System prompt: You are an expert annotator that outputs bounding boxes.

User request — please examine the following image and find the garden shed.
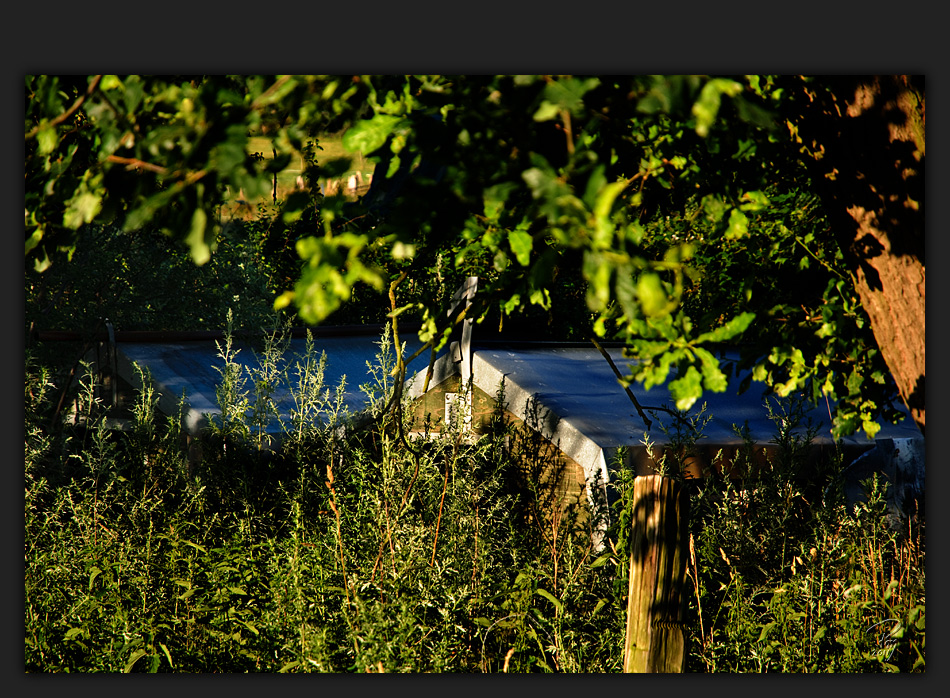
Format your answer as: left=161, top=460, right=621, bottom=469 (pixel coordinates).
left=102, top=307, right=924, bottom=551
left=402, top=335, right=924, bottom=546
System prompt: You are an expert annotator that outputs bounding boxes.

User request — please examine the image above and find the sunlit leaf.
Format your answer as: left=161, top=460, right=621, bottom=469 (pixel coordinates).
left=62, top=173, right=104, bottom=230
left=593, top=180, right=627, bottom=248
left=37, top=123, right=58, bottom=156
left=695, top=312, right=756, bottom=344
left=695, top=346, right=728, bottom=392
left=342, top=114, right=404, bottom=154
left=725, top=208, right=749, bottom=240
left=669, top=364, right=702, bottom=411
left=123, top=648, right=148, bottom=673
left=532, top=101, right=561, bottom=122
left=185, top=208, right=211, bottom=266
left=535, top=587, right=564, bottom=613
left=637, top=272, right=667, bottom=316
left=508, top=228, right=533, bottom=266
left=692, top=78, right=743, bottom=137
left=25, top=226, right=44, bottom=255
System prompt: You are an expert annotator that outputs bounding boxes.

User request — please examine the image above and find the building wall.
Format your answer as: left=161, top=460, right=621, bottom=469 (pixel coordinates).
left=408, top=378, right=591, bottom=533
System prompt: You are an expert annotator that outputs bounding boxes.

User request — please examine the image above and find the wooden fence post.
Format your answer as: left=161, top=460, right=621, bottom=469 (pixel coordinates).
left=622, top=475, right=689, bottom=673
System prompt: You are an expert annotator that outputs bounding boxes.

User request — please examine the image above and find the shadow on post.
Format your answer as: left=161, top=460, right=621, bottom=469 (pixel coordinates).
left=623, top=475, right=689, bottom=673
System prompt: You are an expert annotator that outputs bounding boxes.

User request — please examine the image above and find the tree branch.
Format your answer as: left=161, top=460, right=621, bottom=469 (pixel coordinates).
left=105, top=155, right=168, bottom=175
left=25, top=75, right=103, bottom=141
left=590, top=336, right=652, bottom=430
left=251, top=75, right=294, bottom=110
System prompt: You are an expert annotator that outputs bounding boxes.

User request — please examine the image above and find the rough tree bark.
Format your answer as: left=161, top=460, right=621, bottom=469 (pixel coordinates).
left=790, top=75, right=925, bottom=436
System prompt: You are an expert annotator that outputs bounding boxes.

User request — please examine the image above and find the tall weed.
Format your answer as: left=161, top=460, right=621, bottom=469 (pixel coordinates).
left=24, top=329, right=924, bottom=672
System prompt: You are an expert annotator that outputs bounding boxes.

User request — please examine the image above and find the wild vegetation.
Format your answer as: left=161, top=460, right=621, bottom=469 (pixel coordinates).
left=24, top=74, right=925, bottom=672
left=24, top=320, right=925, bottom=672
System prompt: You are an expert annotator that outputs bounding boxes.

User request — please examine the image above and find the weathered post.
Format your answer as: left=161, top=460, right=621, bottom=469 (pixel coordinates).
left=622, top=475, right=689, bottom=673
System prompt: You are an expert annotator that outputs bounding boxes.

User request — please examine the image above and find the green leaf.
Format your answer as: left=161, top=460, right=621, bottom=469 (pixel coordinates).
left=502, top=293, right=522, bottom=315
left=185, top=208, right=211, bottom=266
left=695, top=312, right=756, bottom=344
left=88, top=566, right=102, bottom=591
left=846, top=369, right=863, bottom=396
left=692, top=78, right=743, bottom=137
left=739, top=189, right=770, bottom=211
left=725, top=208, right=749, bottom=240
left=62, top=172, right=104, bottom=230
left=182, top=540, right=208, bottom=554
left=342, top=114, right=404, bottom=154
left=593, top=180, right=628, bottom=248
left=37, top=123, right=58, bottom=156
left=529, top=287, right=551, bottom=309
left=532, top=100, right=561, bottom=122
left=585, top=251, right=611, bottom=311
left=484, top=182, right=518, bottom=220
left=123, top=648, right=148, bottom=673
left=538, top=77, right=600, bottom=117
left=582, top=165, right=607, bottom=210
left=861, top=419, right=881, bottom=440
left=702, top=194, right=729, bottom=223
left=638, top=347, right=678, bottom=391
left=615, top=263, right=638, bottom=319
left=158, top=643, right=174, bottom=669
left=669, top=364, right=702, bottom=411
left=253, top=75, right=299, bottom=106
left=508, top=228, right=533, bottom=266
left=695, top=346, right=728, bottom=392
left=637, top=272, right=667, bottom=317
left=25, top=226, right=44, bottom=255
left=392, top=240, right=416, bottom=259
left=522, top=164, right=557, bottom=200
left=99, top=74, right=122, bottom=91
left=535, top=587, right=564, bottom=613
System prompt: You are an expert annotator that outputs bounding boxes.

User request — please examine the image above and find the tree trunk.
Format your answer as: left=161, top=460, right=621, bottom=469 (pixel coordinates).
left=792, top=76, right=925, bottom=435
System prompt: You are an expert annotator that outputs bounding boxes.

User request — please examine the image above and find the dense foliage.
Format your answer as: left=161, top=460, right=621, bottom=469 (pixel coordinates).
left=24, top=74, right=922, bottom=438
left=24, top=74, right=925, bottom=673
left=24, top=330, right=924, bottom=672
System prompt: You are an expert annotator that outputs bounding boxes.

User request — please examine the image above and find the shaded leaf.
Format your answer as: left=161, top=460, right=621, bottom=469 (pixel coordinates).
left=535, top=587, right=563, bottom=613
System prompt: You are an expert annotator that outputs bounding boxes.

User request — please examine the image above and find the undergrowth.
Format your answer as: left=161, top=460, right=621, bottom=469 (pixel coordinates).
left=25, top=326, right=924, bottom=672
